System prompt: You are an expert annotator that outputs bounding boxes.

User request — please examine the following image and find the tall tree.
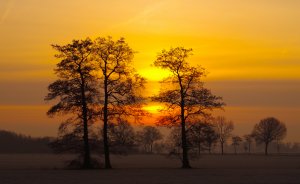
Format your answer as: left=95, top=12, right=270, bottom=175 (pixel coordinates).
left=45, top=39, right=98, bottom=169
left=152, top=47, right=224, bottom=168
left=252, top=117, right=287, bottom=155
left=93, top=37, right=146, bottom=168
left=213, top=116, right=234, bottom=155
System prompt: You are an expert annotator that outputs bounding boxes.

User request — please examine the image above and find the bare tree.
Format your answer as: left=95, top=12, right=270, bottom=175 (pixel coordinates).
left=190, top=119, right=217, bottom=155
left=243, top=134, right=254, bottom=153
left=202, top=123, right=218, bottom=154
left=108, top=119, right=136, bottom=154
left=152, top=47, right=224, bottom=168
left=45, top=39, right=99, bottom=169
left=93, top=37, right=146, bottom=168
left=136, top=126, right=163, bottom=153
left=252, top=117, right=287, bottom=155
left=166, top=127, right=185, bottom=158
left=213, top=116, right=234, bottom=155
left=231, top=136, right=242, bottom=154
left=275, top=137, right=283, bottom=154
left=189, top=121, right=207, bottom=155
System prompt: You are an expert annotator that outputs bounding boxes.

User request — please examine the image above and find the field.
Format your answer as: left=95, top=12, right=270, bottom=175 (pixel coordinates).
left=1, top=154, right=300, bottom=184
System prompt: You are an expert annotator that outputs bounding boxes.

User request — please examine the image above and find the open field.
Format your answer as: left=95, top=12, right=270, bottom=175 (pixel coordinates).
left=0, top=154, right=300, bottom=184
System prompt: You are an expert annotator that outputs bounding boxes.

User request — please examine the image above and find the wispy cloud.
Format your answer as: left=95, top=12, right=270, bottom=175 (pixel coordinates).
left=111, top=0, right=170, bottom=29
left=0, top=0, right=15, bottom=24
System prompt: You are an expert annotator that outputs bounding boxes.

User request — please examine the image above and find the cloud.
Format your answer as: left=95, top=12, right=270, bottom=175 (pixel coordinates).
left=0, top=0, right=15, bottom=24
left=111, top=0, right=170, bottom=29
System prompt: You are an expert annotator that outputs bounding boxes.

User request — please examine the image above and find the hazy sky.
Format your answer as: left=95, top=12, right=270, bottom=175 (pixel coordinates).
left=0, top=0, right=300, bottom=141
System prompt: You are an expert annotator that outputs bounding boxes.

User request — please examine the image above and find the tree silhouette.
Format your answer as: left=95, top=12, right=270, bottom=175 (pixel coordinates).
left=243, top=134, right=254, bottom=153
left=231, top=136, right=242, bottom=154
left=45, top=39, right=99, bottom=169
left=107, top=119, right=136, bottom=154
left=0, top=130, right=52, bottom=153
left=189, top=119, right=217, bottom=155
left=201, top=122, right=218, bottom=154
left=189, top=120, right=207, bottom=155
left=136, top=126, right=162, bottom=153
left=152, top=47, right=224, bottom=168
left=93, top=37, right=146, bottom=169
left=252, top=117, right=287, bottom=155
left=213, top=116, right=234, bottom=155
left=275, top=136, right=283, bottom=154
left=166, top=127, right=182, bottom=155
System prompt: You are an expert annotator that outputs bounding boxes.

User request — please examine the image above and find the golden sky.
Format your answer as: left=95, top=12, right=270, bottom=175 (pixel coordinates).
left=0, top=0, right=300, bottom=140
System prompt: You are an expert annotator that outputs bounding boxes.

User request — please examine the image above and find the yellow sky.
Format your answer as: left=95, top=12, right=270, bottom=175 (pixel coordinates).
left=0, top=0, right=300, bottom=140
left=1, top=0, right=300, bottom=82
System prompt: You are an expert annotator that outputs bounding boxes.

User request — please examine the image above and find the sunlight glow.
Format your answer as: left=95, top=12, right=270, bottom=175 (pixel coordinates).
left=142, top=105, right=164, bottom=114
left=139, top=68, right=171, bottom=81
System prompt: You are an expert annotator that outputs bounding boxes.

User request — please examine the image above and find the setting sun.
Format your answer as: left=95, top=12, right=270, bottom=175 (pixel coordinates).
left=142, top=104, right=164, bottom=114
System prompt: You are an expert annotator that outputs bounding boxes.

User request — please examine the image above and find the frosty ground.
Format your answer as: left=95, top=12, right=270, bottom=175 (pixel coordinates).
left=0, top=154, right=300, bottom=184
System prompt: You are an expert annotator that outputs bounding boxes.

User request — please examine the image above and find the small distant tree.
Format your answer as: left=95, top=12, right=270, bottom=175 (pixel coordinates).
left=108, top=119, right=136, bottom=154
left=136, top=126, right=162, bottom=153
left=252, top=117, right=287, bottom=155
left=190, top=119, right=218, bottom=155
left=243, top=134, right=254, bottom=153
left=202, top=124, right=218, bottom=154
left=166, top=127, right=182, bottom=157
left=152, top=47, right=224, bottom=168
left=231, top=136, right=242, bottom=154
left=275, top=136, right=284, bottom=154
left=152, top=142, right=167, bottom=154
left=189, top=121, right=207, bottom=155
left=213, top=116, right=234, bottom=155
left=45, top=39, right=99, bottom=169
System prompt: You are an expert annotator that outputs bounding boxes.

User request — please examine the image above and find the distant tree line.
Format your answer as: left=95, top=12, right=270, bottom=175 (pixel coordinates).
left=162, top=116, right=287, bottom=156
left=0, top=119, right=294, bottom=155
left=0, top=130, right=52, bottom=153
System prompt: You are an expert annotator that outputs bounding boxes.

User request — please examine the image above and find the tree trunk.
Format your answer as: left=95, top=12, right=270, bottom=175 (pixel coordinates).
left=180, top=100, right=191, bottom=168
left=221, top=142, right=224, bottom=155
left=265, top=142, right=269, bottom=155
left=248, top=142, right=251, bottom=153
left=80, top=76, right=91, bottom=169
left=198, top=143, right=201, bottom=155
left=103, top=76, right=112, bottom=169
left=208, top=144, right=211, bottom=154
left=177, top=73, right=191, bottom=169
left=277, top=141, right=280, bottom=154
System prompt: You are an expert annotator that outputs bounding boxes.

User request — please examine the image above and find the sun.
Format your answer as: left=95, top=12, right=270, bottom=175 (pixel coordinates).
left=142, top=105, right=164, bottom=114
left=139, top=68, right=171, bottom=81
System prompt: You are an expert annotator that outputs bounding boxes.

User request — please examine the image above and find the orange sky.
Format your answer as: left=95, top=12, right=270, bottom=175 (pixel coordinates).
left=0, top=0, right=300, bottom=141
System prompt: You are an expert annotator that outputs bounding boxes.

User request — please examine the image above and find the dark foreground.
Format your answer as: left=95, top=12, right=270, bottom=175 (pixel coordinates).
left=0, top=154, right=300, bottom=184
left=1, top=168, right=300, bottom=184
